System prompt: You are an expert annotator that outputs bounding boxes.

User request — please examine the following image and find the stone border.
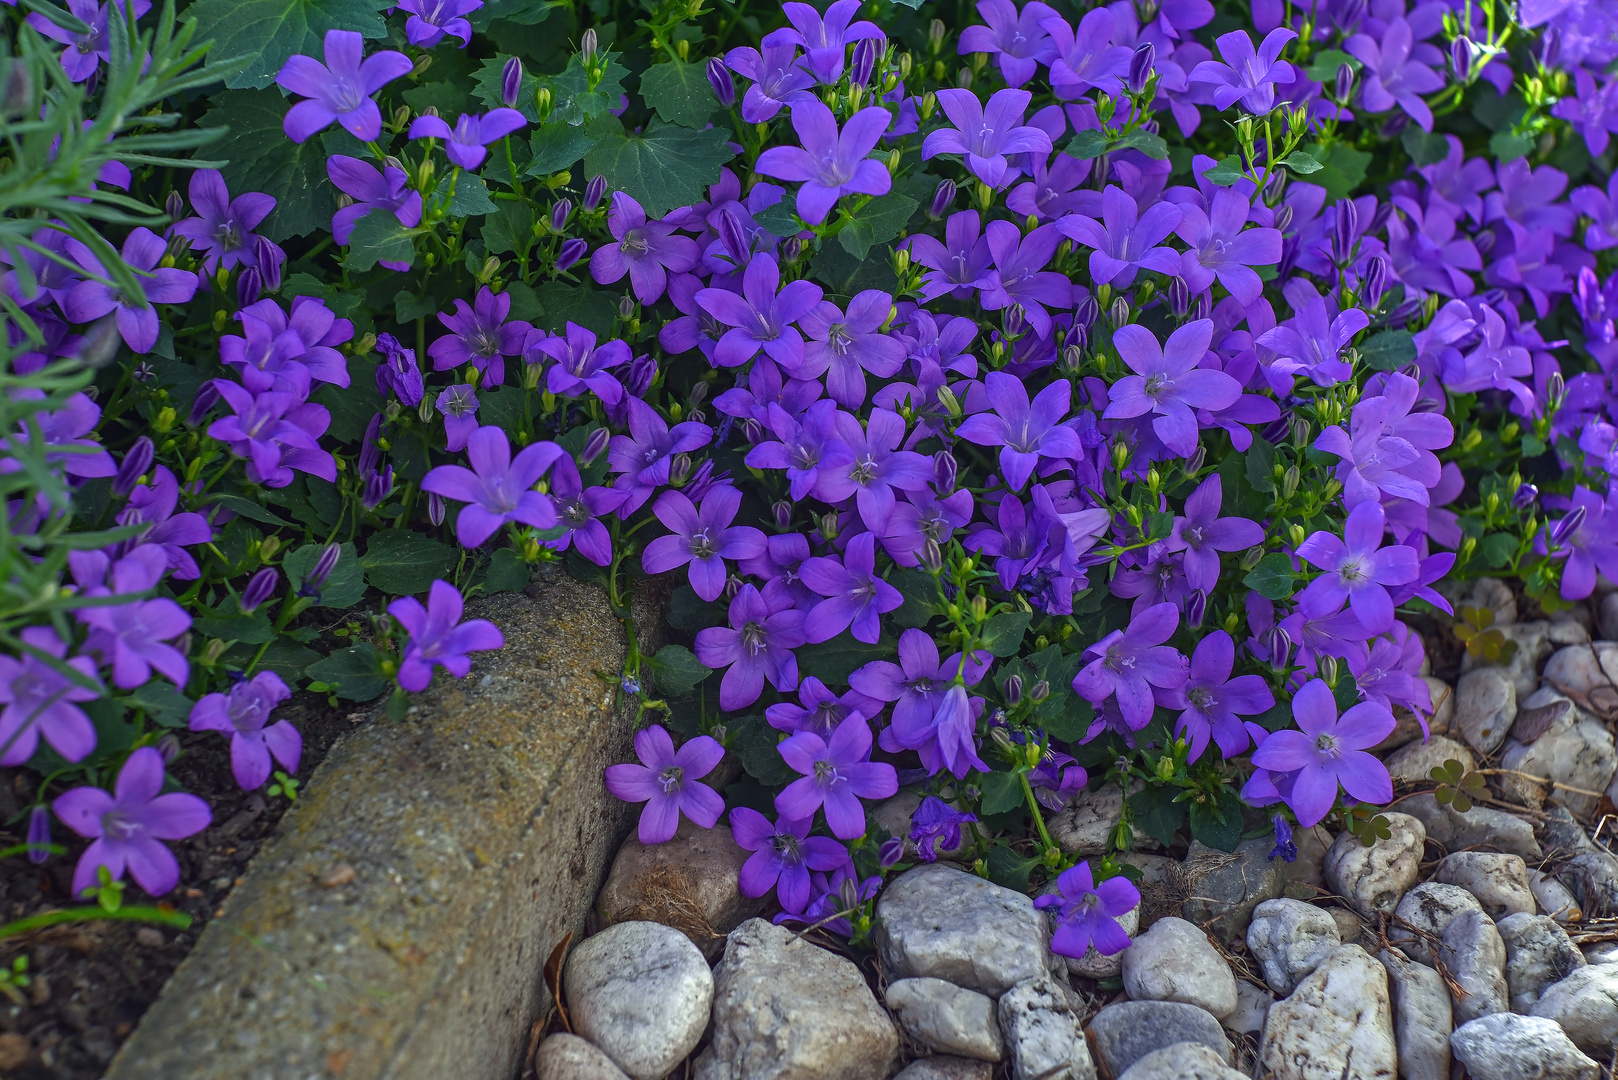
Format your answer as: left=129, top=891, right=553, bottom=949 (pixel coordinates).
left=106, top=574, right=658, bottom=1080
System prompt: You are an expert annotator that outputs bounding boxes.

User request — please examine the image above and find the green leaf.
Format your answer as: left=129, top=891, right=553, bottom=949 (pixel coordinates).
left=650, top=644, right=712, bottom=698
left=666, top=584, right=725, bottom=632
left=193, top=610, right=277, bottom=644
left=200, top=90, right=334, bottom=241
left=979, top=771, right=1025, bottom=816
left=1243, top=553, right=1295, bottom=601
left=128, top=681, right=195, bottom=729
left=838, top=192, right=919, bottom=260
left=1399, top=125, right=1450, bottom=167
left=527, top=122, right=605, bottom=176
left=1201, top=155, right=1244, bottom=187
left=469, top=0, right=552, bottom=29
left=482, top=201, right=536, bottom=256
left=396, top=289, right=440, bottom=324
left=1147, top=510, right=1176, bottom=542
left=210, top=493, right=293, bottom=527
left=249, top=641, right=322, bottom=684
left=638, top=59, right=717, bottom=128
left=984, top=844, right=1039, bottom=891
left=1360, top=328, right=1416, bottom=371
left=504, top=282, right=543, bottom=323
left=729, top=716, right=794, bottom=785
left=482, top=548, right=531, bottom=594
left=1278, top=149, right=1324, bottom=174
left=1042, top=696, right=1095, bottom=742
left=358, top=532, right=459, bottom=595
left=535, top=281, right=618, bottom=337
left=753, top=201, right=803, bottom=239
left=1113, top=128, right=1168, bottom=160
left=283, top=541, right=366, bottom=609
left=1127, top=785, right=1187, bottom=848
left=794, top=637, right=892, bottom=685
left=1333, top=675, right=1361, bottom=715
left=979, top=610, right=1032, bottom=657
left=1489, top=131, right=1533, bottom=163
left=585, top=121, right=735, bottom=219
left=345, top=210, right=415, bottom=273
left=447, top=173, right=498, bottom=217
left=1313, top=144, right=1372, bottom=201
left=1480, top=533, right=1517, bottom=569
left=530, top=53, right=631, bottom=127
left=1187, top=788, right=1244, bottom=852
left=1303, top=49, right=1361, bottom=83
left=1063, top=129, right=1110, bottom=159
left=304, top=643, right=389, bottom=701
left=1245, top=437, right=1276, bottom=494
left=190, top=0, right=393, bottom=89
left=889, top=568, right=938, bottom=628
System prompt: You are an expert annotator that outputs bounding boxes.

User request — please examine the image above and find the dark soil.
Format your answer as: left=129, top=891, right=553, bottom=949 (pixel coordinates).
left=0, top=692, right=356, bottom=1080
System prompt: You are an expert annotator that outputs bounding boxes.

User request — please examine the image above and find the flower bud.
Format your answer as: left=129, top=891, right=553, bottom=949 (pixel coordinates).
left=878, top=836, right=905, bottom=868
left=1538, top=28, right=1560, bottom=70
left=555, top=237, right=588, bottom=272
left=535, top=85, right=553, bottom=120
left=236, top=267, right=262, bottom=309
left=1512, top=482, right=1539, bottom=509
left=669, top=453, right=693, bottom=488
left=743, top=417, right=765, bottom=445
left=1003, top=304, right=1026, bottom=337
left=1551, top=505, right=1586, bottom=545
left=1127, top=42, right=1154, bottom=93
left=1362, top=254, right=1388, bottom=308
left=934, top=449, right=958, bottom=491
left=1108, top=295, right=1131, bottom=328
left=580, top=27, right=598, bottom=63
left=1186, top=589, right=1207, bottom=628
left=1335, top=62, right=1355, bottom=102
left=717, top=207, right=751, bottom=265
left=927, top=178, right=957, bottom=220
left=428, top=491, right=446, bottom=526
left=1061, top=341, right=1084, bottom=372
left=27, top=806, right=51, bottom=864
left=495, top=57, right=524, bottom=108
left=113, top=436, right=155, bottom=497
left=1266, top=626, right=1292, bottom=668
left=919, top=537, right=944, bottom=572
left=575, top=427, right=608, bottom=466
left=1449, top=36, right=1472, bottom=82
left=819, top=510, right=840, bottom=541
left=1184, top=444, right=1206, bottom=475
left=1318, top=654, right=1339, bottom=687
left=1331, top=199, right=1358, bottom=265
left=363, top=465, right=394, bottom=510
left=165, top=189, right=186, bottom=221
left=1166, top=275, right=1191, bottom=316
left=1074, top=293, right=1100, bottom=331
left=584, top=174, right=608, bottom=211
left=851, top=37, right=880, bottom=86
left=188, top=380, right=222, bottom=425
left=550, top=198, right=573, bottom=232
left=706, top=56, right=736, bottom=106
left=1274, top=203, right=1295, bottom=235
left=767, top=500, right=791, bottom=530
left=626, top=353, right=657, bottom=397
left=1547, top=370, right=1565, bottom=405
left=1004, top=674, right=1024, bottom=706
left=241, top=567, right=280, bottom=613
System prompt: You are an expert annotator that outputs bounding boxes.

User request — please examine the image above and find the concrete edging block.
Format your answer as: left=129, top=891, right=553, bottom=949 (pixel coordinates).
left=107, top=576, right=655, bottom=1080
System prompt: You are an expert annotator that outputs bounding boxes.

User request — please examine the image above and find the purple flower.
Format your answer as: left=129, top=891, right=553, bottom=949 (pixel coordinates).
left=956, top=371, right=1083, bottom=490
left=724, top=39, right=816, bottom=123
left=1057, top=186, right=1183, bottom=288
left=546, top=455, right=623, bottom=567
left=1028, top=747, right=1088, bottom=811
left=436, top=384, right=479, bottom=452
left=775, top=713, right=898, bottom=839
left=1268, top=814, right=1297, bottom=862
left=922, top=89, right=1053, bottom=190
left=1105, top=320, right=1240, bottom=457
left=428, top=286, right=531, bottom=388
left=409, top=108, right=527, bottom=170
left=1541, top=486, right=1618, bottom=600
left=1190, top=28, right=1295, bottom=113
left=1314, top=373, right=1450, bottom=508
left=0, top=390, right=114, bottom=481
left=1571, top=171, right=1618, bottom=251
left=328, top=156, right=422, bottom=272
left=642, top=487, right=766, bottom=601
left=590, top=192, right=700, bottom=304
left=1163, top=474, right=1264, bottom=592
left=1159, top=630, right=1274, bottom=761
left=275, top=30, right=413, bottom=143
left=795, top=289, right=906, bottom=407
left=530, top=322, right=630, bottom=404
left=1553, top=69, right=1618, bottom=159
left=853, top=628, right=991, bottom=776
left=207, top=382, right=336, bottom=489
left=695, top=583, right=807, bottom=710
left=117, top=465, right=212, bottom=580
left=800, top=533, right=903, bottom=644
left=221, top=297, right=352, bottom=397
left=607, top=397, right=713, bottom=514
left=1042, top=10, right=1132, bottom=98
left=375, top=332, right=425, bottom=406
left=1296, top=500, right=1418, bottom=633
left=776, top=0, right=883, bottom=84
left=1034, top=861, right=1140, bottom=959
left=604, top=725, right=725, bottom=844
left=1257, top=282, right=1368, bottom=389
left=1250, top=678, right=1393, bottom=827
left=755, top=100, right=892, bottom=225
left=958, top=0, right=1058, bottom=87
left=977, top=220, right=1071, bottom=336
left=28, top=0, right=150, bottom=82
left=169, top=169, right=277, bottom=275
left=765, top=676, right=881, bottom=737
left=730, top=807, right=849, bottom=913
left=1071, top=601, right=1188, bottom=730
left=188, top=672, right=301, bottom=791
left=1175, top=189, right=1282, bottom=305
left=53, top=747, right=210, bottom=897
left=63, top=227, right=197, bottom=353
left=421, top=426, right=562, bottom=547
left=907, top=797, right=978, bottom=861
left=27, top=807, right=50, bottom=865
left=745, top=400, right=855, bottom=502
left=395, top=0, right=480, bottom=47
left=906, top=210, right=994, bottom=302
left=696, top=252, right=824, bottom=369
left=75, top=546, right=190, bottom=690
left=817, top=409, right=933, bottom=533
left=0, top=626, right=100, bottom=766
left=1345, top=18, right=1444, bottom=131
left=388, top=579, right=504, bottom=691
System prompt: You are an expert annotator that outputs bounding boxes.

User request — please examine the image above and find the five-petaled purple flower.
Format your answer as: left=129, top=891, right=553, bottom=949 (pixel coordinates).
left=422, top=426, right=562, bottom=547
left=428, top=286, right=531, bottom=388
left=956, top=371, right=1083, bottom=490
left=1190, top=28, right=1296, bottom=114
left=0, top=626, right=100, bottom=766
left=697, top=252, right=824, bottom=369
left=1249, top=678, right=1394, bottom=827
left=188, top=671, right=302, bottom=791
left=1105, top=319, right=1240, bottom=457
left=54, top=747, right=210, bottom=897
left=730, top=806, right=849, bottom=913
left=395, top=0, right=481, bottom=47
left=64, top=227, right=198, bottom=354
left=275, top=30, right=413, bottom=143
left=168, top=169, right=278, bottom=275
left=756, top=101, right=893, bottom=225
left=409, top=108, right=527, bottom=170
left=388, top=579, right=505, bottom=691
left=695, top=583, right=807, bottom=709
left=1034, top=861, right=1140, bottom=959
left=1163, top=474, right=1264, bottom=592
left=776, top=0, right=883, bottom=84
left=775, top=713, right=898, bottom=839
left=801, top=532, right=904, bottom=644
left=1296, top=500, right=1418, bottom=633
left=642, top=487, right=766, bottom=601
left=922, top=88, right=1053, bottom=190
left=1159, top=630, right=1274, bottom=761
left=590, top=192, right=700, bottom=304
left=1071, top=601, right=1188, bottom=730
left=1058, top=186, right=1184, bottom=288
left=327, top=156, right=423, bottom=273
left=604, top=725, right=725, bottom=844
left=530, top=322, right=630, bottom=404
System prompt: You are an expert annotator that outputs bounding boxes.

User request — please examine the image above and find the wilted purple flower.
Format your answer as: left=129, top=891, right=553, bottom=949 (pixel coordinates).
left=1296, top=501, right=1418, bottom=633
left=53, top=747, right=209, bottom=896
left=1105, top=319, right=1240, bottom=457
left=1163, top=474, right=1264, bottom=592
left=725, top=39, right=817, bottom=123
left=706, top=56, right=736, bottom=106
left=696, top=583, right=806, bottom=709
left=1268, top=814, right=1297, bottom=861
left=395, top=0, right=480, bottom=48
left=589, top=191, right=700, bottom=304
left=1189, top=28, right=1296, bottom=113
left=1159, top=630, right=1274, bottom=761
left=375, top=332, right=425, bottom=406
left=0, top=626, right=100, bottom=766
left=1028, top=745, right=1088, bottom=811
left=1058, top=187, right=1183, bottom=288
left=642, top=487, right=766, bottom=601
left=922, top=88, right=1053, bottom=189
left=1042, top=9, right=1132, bottom=98
left=1250, top=678, right=1393, bottom=827
left=756, top=100, right=892, bottom=225
left=189, top=672, right=301, bottom=791
left=240, top=567, right=279, bottom=613
left=775, top=713, right=897, bottom=839
left=1345, top=18, right=1444, bottom=131
left=421, top=426, right=562, bottom=547
left=730, top=807, right=849, bottom=913
left=605, top=725, right=725, bottom=844
left=388, top=579, right=504, bottom=691
left=776, top=0, right=883, bottom=84
left=959, top=0, right=1058, bottom=87
left=63, top=227, right=198, bottom=354
left=1071, top=601, right=1188, bottom=729
left=408, top=108, right=527, bottom=170
left=909, top=796, right=977, bottom=861
left=275, top=30, right=413, bottom=143
left=1035, top=861, right=1140, bottom=959
left=428, top=286, right=531, bottom=388
left=796, top=289, right=906, bottom=406
left=607, top=397, right=713, bottom=514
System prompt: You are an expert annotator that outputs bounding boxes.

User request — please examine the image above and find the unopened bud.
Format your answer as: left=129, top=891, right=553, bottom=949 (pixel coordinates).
left=502, top=57, right=524, bottom=107
left=928, top=178, right=956, bottom=220
left=772, top=500, right=793, bottom=530
left=582, top=427, right=611, bottom=463
left=551, top=198, right=573, bottom=232
left=555, top=238, right=588, bottom=272
left=850, top=37, right=879, bottom=86
left=241, top=567, right=279, bottom=613
left=429, top=491, right=446, bottom=526
left=165, top=189, right=185, bottom=221
left=919, top=538, right=944, bottom=572
left=1127, top=42, right=1154, bottom=94
left=706, top=56, right=736, bottom=106
left=820, top=510, right=840, bottom=541
left=580, top=28, right=598, bottom=63
left=1108, top=296, right=1131, bottom=328
left=1186, top=589, right=1207, bottom=628
left=584, top=174, right=608, bottom=211
left=1004, top=674, right=1024, bottom=706
left=113, top=436, right=155, bottom=496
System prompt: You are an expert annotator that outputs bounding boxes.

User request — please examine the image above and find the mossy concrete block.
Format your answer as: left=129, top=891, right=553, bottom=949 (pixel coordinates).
left=107, top=578, right=654, bottom=1080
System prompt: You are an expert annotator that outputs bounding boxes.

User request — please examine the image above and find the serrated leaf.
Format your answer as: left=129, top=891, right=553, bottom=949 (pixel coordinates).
left=210, top=493, right=293, bottom=527
left=639, top=59, right=718, bottom=128
left=1313, top=143, right=1371, bottom=201
left=1187, top=788, right=1244, bottom=852
left=469, top=0, right=552, bottom=29
left=1303, top=48, right=1361, bottom=83
left=1243, top=553, right=1295, bottom=601
left=345, top=210, right=415, bottom=272
left=1202, top=155, right=1244, bottom=187
left=730, top=715, right=794, bottom=785
left=396, top=289, right=439, bottom=323
left=584, top=120, right=735, bottom=219
left=128, top=680, right=195, bottom=729
left=527, top=122, right=605, bottom=176
left=889, top=568, right=938, bottom=628
left=979, top=771, right=1025, bottom=816
left=304, top=643, right=389, bottom=701
left=1479, top=533, right=1516, bottom=569
left=1360, top=328, right=1416, bottom=371
left=753, top=200, right=804, bottom=239
left=985, top=844, right=1039, bottom=891
left=1245, top=437, right=1276, bottom=494
left=200, top=90, right=334, bottom=241
left=979, top=610, right=1032, bottom=657
left=447, top=173, right=499, bottom=217
left=283, top=541, right=366, bottom=609
left=529, top=53, right=631, bottom=127
left=651, top=644, right=712, bottom=698
left=666, top=583, right=725, bottom=632
left=358, top=532, right=458, bottom=595
left=1063, top=128, right=1109, bottom=159
left=481, top=201, right=536, bottom=256
left=1127, top=785, right=1187, bottom=848
left=190, top=0, right=393, bottom=90
left=1399, top=125, right=1450, bottom=167
left=1279, top=149, right=1324, bottom=174
left=794, top=636, right=892, bottom=685
left=838, top=192, right=918, bottom=260
left=1489, top=131, right=1533, bottom=163
left=1113, top=128, right=1168, bottom=159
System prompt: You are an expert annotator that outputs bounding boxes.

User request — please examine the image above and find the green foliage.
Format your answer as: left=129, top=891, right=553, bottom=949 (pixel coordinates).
left=584, top=120, right=734, bottom=218
left=189, top=0, right=393, bottom=89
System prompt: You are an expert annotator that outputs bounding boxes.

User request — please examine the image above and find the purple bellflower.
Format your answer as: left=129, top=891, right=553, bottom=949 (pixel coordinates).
left=730, top=807, right=849, bottom=913
left=696, top=252, right=824, bottom=368
left=909, top=796, right=979, bottom=860
left=605, top=725, right=726, bottom=844
left=1105, top=319, right=1241, bottom=457
left=1295, top=500, right=1419, bottom=633
left=188, top=671, right=302, bottom=791
left=607, top=397, right=713, bottom=514
left=275, top=30, right=413, bottom=143
left=1249, top=678, right=1394, bottom=827
left=795, top=289, right=907, bottom=406
left=1071, top=601, right=1189, bottom=730
left=408, top=108, right=527, bottom=170
left=28, top=0, right=152, bottom=82
left=724, top=39, right=817, bottom=123
left=53, top=747, right=210, bottom=897
left=0, top=626, right=100, bottom=766
left=1345, top=18, right=1444, bottom=131
left=1159, top=630, right=1275, bottom=761
left=530, top=321, right=630, bottom=404
left=395, top=0, right=481, bottom=47
left=955, top=372, right=1084, bottom=490
left=388, top=579, right=505, bottom=691
left=959, top=0, right=1058, bottom=87
left=906, top=210, right=994, bottom=301
left=421, top=426, right=562, bottom=547
left=327, top=156, right=423, bottom=272
left=1041, top=10, right=1133, bottom=98
left=755, top=100, right=893, bottom=225
left=1163, top=474, right=1264, bottom=592
left=977, top=220, right=1072, bottom=335
left=590, top=192, right=700, bottom=304
left=1058, top=187, right=1184, bottom=288
left=817, top=409, right=933, bottom=534
left=642, top=487, right=767, bottom=601
left=1190, top=28, right=1296, bottom=114
left=775, top=713, right=898, bottom=839
left=776, top=0, right=883, bottom=84
left=205, top=382, right=336, bottom=489
left=546, top=455, right=624, bottom=567
left=1034, top=861, right=1141, bottom=959
left=1175, top=189, right=1283, bottom=305
left=63, top=227, right=198, bottom=353
left=800, top=532, right=904, bottom=643
left=694, top=583, right=807, bottom=710
left=75, top=545, right=190, bottom=690
left=436, top=384, right=479, bottom=452
left=922, top=88, right=1053, bottom=190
